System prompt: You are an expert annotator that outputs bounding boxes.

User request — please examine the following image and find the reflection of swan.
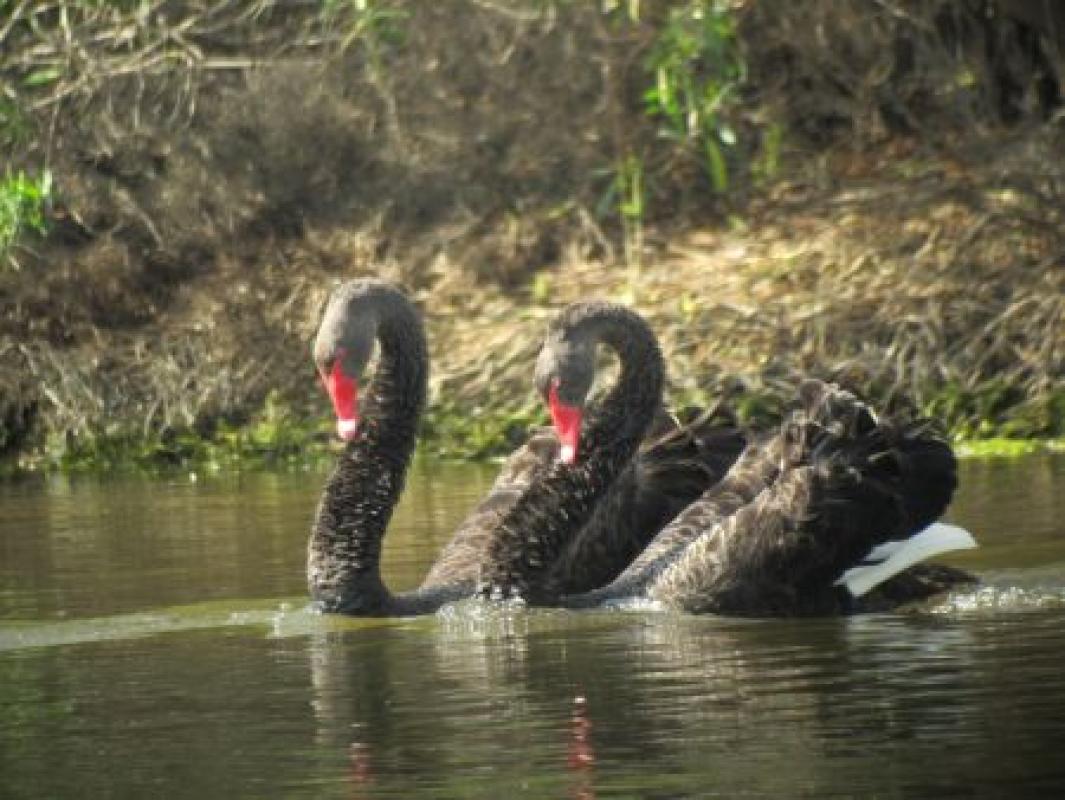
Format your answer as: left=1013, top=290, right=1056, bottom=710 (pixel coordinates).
left=484, top=301, right=976, bottom=615
left=309, top=283, right=743, bottom=615
left=304, top=605, right=1009, bottom=797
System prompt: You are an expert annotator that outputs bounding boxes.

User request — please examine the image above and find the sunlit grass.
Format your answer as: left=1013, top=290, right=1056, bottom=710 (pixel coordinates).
left=955, top=438, right=1065, bottom=459
left=0, top=169, right=51, bottom=264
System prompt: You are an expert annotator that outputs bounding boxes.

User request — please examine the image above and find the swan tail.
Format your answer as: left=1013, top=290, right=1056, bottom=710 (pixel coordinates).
left=794, top=383, right=974, bottom=600
left=638, top=382, right=974, bottom=615
left=797, top=379, right=961, bottom=536
left=835, top=522, right=978, bottom=597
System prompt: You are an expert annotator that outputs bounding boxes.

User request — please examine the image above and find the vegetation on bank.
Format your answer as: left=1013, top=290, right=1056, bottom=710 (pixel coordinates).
left=1, top=1, right=1064, bottom=472
left=17, top=385, right=1065, bottom=476
left=0, top=170, right=51, bottom=267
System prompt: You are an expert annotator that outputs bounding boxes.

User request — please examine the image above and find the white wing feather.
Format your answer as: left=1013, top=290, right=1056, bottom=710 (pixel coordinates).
left=835, top=523, right=978, bottom=598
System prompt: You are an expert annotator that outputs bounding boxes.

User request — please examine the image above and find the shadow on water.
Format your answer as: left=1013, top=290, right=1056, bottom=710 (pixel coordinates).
left=1, top=455, right=1064, bottom=797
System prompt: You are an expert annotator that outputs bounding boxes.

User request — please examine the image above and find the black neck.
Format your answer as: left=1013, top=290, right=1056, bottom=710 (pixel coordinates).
left=308, top=301, right=429, bottom=615
left=480, top=307, right=664, bottom=602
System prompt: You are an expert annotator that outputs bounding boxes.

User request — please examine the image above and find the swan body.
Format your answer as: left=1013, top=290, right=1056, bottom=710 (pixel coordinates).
left=425, top=407, right=742, bottom=596
left=574, top=380, right=978, bottom=616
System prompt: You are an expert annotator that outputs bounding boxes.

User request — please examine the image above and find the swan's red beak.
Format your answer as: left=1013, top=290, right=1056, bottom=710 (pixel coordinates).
left=320, top=359, right=359, bottom=441
left=549, top=383, right=582, bottom=464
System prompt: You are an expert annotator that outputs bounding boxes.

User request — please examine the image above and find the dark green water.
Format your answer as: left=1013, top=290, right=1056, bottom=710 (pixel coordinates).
left=2, top=456, right=1065, bottom=798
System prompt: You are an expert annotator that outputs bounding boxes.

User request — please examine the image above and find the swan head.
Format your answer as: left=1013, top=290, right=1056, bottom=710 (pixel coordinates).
left=535, top=307, right=599, bottom=465
left=314, top=279, right=391, bottom=440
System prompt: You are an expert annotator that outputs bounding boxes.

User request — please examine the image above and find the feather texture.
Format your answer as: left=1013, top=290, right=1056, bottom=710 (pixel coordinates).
left=566, top=380, right=977, bottom=616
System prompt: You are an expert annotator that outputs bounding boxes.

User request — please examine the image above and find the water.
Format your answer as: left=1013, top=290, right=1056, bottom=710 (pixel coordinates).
left=1, top=456, right=1065, bottom=798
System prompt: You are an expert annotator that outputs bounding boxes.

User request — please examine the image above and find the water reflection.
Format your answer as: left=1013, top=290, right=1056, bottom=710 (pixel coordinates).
left=1, top=456, right=1065, bottom=797
left=950, top=455, right=1065, bottom=569
left=567, top=695, right=596, bottom=800
left=0, top=460, right=497, bottom=621
left=301, top=594, right=1065, bottom=797
left=0, top=471, right=317, bottom=619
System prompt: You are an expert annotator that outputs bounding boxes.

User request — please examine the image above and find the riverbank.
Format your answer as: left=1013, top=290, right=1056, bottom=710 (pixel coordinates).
left=6, top=132, right=1065, bottom=473
left=2, top=2, right=1063, bottom=471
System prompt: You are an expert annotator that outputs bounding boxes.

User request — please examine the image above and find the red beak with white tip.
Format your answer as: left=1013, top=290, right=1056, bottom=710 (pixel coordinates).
left=320, top=358, right=360, bottom=441
left=549, top=382, right=583, bottom=464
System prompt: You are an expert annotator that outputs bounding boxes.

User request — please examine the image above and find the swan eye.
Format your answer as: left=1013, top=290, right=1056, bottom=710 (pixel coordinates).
left=317, top=356, right=337, bottom=388
left=320, top=346, right=348, bottom=380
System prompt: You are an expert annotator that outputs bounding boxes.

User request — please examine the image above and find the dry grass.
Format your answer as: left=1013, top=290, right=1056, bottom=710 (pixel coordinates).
left=1, top=2, right=1064, bottom=464
left=3, top=130, right=1064, bottom=464
left=428, top=131, right=1065, bottom=439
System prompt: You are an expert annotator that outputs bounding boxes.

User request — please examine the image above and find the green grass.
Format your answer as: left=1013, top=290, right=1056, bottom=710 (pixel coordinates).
left=8, top=403, right=1064, bottom=475
left=0, top=169, right=51, bottom=264
left=8, top=392, right=549, bottom=474
left=642, top=0, right=744, bottom=192
left=955, top=438, right=1065, bottom=459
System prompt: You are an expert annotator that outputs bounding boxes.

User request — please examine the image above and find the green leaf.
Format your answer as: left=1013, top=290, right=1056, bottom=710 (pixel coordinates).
left=23, top=67, right=62, bottom=87
left=704, top=139, right=728, bottom=193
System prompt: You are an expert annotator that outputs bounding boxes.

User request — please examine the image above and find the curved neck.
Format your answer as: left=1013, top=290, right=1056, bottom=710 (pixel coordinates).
left=308, top=301, right=429, bottom=615
left=482, top=307, right=664, bottom=602
left=580, top=308, right=665, bottom=454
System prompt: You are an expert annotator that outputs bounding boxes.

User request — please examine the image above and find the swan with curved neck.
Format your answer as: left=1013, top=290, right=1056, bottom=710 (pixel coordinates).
left=308, top=284, right=738, bottom=615
left=308, top=279, right=447, bottom=614
left=478, top=301, right=668, bottom=601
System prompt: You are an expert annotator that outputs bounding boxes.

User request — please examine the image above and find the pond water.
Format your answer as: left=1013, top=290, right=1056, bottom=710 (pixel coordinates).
left=1, top=456, right=1065, bottom=798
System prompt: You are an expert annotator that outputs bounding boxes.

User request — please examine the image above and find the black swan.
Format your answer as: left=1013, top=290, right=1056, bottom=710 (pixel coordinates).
left=476, top=300, right=746, bottom=602
left=482, top=305, right=977, bottom=616
left=309, top=281, right=742, bottom=615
